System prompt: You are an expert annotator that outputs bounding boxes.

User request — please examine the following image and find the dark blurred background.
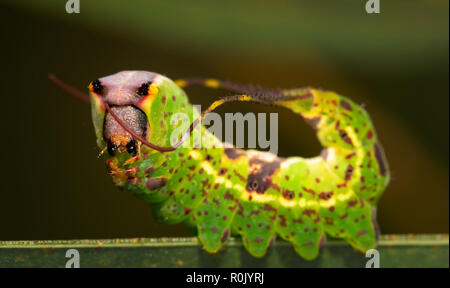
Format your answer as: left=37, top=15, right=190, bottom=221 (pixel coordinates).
left=0, top=0, right=448, bottom=240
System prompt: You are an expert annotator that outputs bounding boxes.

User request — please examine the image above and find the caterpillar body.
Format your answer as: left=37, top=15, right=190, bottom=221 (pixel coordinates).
left=53, top=71, right=390, bottom=260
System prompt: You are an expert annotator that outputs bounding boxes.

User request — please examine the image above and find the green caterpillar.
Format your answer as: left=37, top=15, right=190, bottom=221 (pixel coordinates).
left=51, top=71, right=389, bottom=260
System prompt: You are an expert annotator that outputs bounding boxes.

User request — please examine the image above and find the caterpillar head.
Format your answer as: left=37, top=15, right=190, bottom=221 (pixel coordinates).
left=88, top=71, right=188, bottom=157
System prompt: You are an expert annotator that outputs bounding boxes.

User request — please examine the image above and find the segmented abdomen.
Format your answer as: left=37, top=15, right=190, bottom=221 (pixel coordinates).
left=115, top=88, right=389, bottom=260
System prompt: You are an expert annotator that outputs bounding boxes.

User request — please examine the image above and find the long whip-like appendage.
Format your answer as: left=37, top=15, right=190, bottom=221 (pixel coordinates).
left=49, top=74, right=274, bottom=152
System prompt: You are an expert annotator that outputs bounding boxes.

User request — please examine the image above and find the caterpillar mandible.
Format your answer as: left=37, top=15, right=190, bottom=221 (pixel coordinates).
left=50, top=71, right=390, bottom=260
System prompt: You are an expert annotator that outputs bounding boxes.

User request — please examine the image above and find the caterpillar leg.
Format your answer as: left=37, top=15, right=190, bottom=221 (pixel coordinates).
left=273, top=89, right=389, bottom=253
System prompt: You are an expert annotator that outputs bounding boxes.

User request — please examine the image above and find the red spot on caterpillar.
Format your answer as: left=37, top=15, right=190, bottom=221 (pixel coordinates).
left=329, top=206, right=335, bottom=212
left=278, top=215, right=287, bottom=227
left=337, top=183, right=347, bottom=188
left=366, top=130, right=373, bottom=139
left=262, top=204, right=276, bottom=213
left=345, top=152, right=356, bottom=159
left=347, top=199, right=358, bottom=207
left=340, top=212, right=348, bottom=219
left=325, top=217, right=334, bottom=225
left=184, top=208, right=192, bottom=215
left=335, top=120, right=340, bottom=129
left=210, top=226, right=218, bottom=233
left=356, top=230, right=368, bottom=237
left=341, top=113, right=353, bottom=120
left=302, top=209, right=316, bottom=217
left=224, top=190, right=234, bottom=200
left=233, top=169, right=246, bottom=183
left=319, top=192, right=333, bottom=200
left=253, top=237, right=263, bottom=243
left=218, top=168, right=228, bottom=175
left=340, top=100, right=353, bottom=111
left=302, top=186, right=316, bottom=196
left=315, top=178, right=320, bottom=183
left=293, top=218, right=303, bottom=224
left=145, top=177, right=168, bottom=190
left=302, top=241, right=313, bottom=247
left=345, top=164, right=354, bottom=181
left=249, top=210, right=260, bottom=217
left=221, top=229, right=230, bottom=244
left=359, top=198, right=365, bottom=208
left=144, top=167, right=154, bottom=174
left=285, top=175, right=289, bottom=180
left=283, top=189, right=295, bottom=200
left=339, top=130, right=353, bottom=146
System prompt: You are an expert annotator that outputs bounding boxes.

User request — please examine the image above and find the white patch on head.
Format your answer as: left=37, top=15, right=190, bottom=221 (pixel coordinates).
left=97, top=71, right=159, bottom=105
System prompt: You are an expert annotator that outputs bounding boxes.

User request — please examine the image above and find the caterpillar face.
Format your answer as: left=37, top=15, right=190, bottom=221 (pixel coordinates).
left=89, top=71, right=163, bottom=156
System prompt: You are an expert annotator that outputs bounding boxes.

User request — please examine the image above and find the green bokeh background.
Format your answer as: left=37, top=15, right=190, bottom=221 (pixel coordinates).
left=0, top=0, right=448, bottom=240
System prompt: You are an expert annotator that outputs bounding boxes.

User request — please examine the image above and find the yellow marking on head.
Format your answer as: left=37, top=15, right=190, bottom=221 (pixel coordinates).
left=174, top=79, right=187, bottom=88
left=205, top=79, right=220, bottom=89
left=148, top=84, right=159, bottom=97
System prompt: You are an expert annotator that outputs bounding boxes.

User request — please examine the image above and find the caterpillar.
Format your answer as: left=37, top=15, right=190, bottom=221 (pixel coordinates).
left=50, top=71, right=390, bottom=260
